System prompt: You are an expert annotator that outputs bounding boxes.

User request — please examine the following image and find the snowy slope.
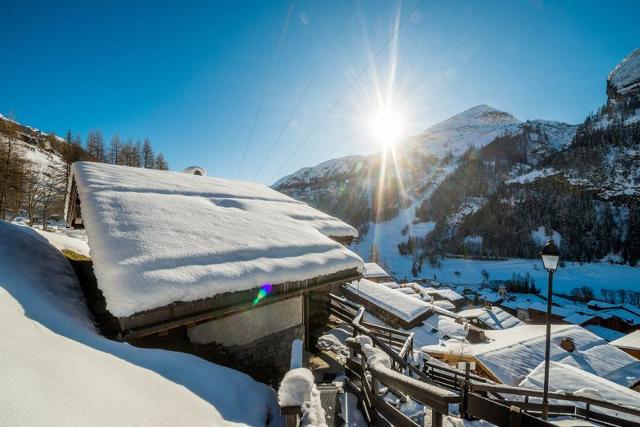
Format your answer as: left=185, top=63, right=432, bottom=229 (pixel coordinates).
left=0, top=220, right=281, bottom=426
left=274, top=155, right=366, bottom=187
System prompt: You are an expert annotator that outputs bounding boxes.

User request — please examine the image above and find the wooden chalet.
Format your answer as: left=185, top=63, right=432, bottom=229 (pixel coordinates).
left=65, top=162, right=363, bottom=384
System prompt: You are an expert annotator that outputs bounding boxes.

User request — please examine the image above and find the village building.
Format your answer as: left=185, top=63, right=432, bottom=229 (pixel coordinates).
left=344, top=279, right=432, bottom=328
left=422, top=286, right=465, bottom=311
left=457, top=306, right=524, bottom=330
left=65, top=162, right=364, bottom=383
left=361, top=262, right=393, bottom=283
left=611, top=330, right=640, bottom=360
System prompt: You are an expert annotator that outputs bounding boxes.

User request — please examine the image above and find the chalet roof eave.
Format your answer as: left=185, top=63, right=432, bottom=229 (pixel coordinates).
left=117, top=267, right=362, bottom=341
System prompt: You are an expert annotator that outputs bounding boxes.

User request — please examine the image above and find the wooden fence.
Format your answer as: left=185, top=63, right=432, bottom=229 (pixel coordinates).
left=324, top=294, right=640, bottom=427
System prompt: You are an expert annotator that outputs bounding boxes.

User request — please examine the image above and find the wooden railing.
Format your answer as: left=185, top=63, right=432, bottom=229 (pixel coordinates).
left=325, top=293, right=640, bottom=427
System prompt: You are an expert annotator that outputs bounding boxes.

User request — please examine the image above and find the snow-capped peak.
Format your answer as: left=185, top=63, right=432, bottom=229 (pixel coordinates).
left=410, top=104, right=521, bottom=158
left=608, top=48, right=640, bottom=96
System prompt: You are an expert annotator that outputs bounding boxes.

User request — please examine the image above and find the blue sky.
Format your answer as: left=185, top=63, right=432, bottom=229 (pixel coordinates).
left=1, top=0, right=639, bottom=183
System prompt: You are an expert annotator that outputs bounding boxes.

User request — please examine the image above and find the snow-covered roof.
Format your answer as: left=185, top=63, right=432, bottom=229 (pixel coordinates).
left=422, top=324, right=640, bottom=387
left=611, top=330, right=640, bottom=351
left=563, top=313, right=595, bottom=325
left=519, top=362, right=640, bottom=423
left=379, top=281, right=402, bottom=289
left=500, top=293, right=546, bottom=311
left=477, top=289, right=503, bottom=303
left=422, top=287, right=464, bottom=302
left=528, top=301, right=571, bottom=318
left=587, top=300, right=619, bottom=309
left=346, top=279, right=431, bottom=323
left=458, top=306, right=524, bottom=330
left=363, top=262, right=390, bottom=279
left=70, top=162, right=363, bottom=317
left=433, top=300, right=456, bottom=311
left=423, top=314, right=468, bottom=341
left=0, top=221, right=280, bottom=426
left=602, top=308, right=640, bottom=326
left=583, top=325, right=625, bottom=343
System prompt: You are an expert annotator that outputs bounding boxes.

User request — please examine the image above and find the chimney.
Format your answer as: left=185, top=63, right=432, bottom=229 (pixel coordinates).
left=560, top=337, right=575, bottom=352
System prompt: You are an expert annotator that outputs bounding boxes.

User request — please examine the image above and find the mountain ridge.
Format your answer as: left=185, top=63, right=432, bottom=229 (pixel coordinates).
left=274, top=48, right=640, bottom=273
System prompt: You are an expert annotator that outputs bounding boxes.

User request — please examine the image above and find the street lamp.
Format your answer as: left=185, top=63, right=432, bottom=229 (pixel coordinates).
left=540, top=239, right=560, bottom=420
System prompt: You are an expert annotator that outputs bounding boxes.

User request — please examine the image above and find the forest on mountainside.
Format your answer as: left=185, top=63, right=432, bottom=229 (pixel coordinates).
left=407, top=117, right=640, bottom=270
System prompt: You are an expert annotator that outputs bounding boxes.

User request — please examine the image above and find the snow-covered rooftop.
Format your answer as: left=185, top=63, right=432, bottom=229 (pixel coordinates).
left=611, top=330, right=640, bottom=351
left=477, top=288, right=503, bottom=303
left=346, top=279, right=431, bottom=323
left=422, top=324, right=640, bottom=387
left=363, top=262, right=391, bottom=279
left=458, top=306, right=524, bottom=330
left=500, top=293, right=546, bottom=311
left=70, top=162, right=363, bottom=317
left=602, top=308, right=640, bottom=326
left=563, top=313, right=595, bottom=325
left=422, top=287, right=464, bottom=302
left=583, top=325, right=625, bottom=343
left=0, top=221, right=280, bottom=426
left=519, top=362, right=640, bottom=423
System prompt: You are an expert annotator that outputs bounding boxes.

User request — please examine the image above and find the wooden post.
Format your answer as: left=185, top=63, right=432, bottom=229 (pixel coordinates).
left=509, top=405, right=522, bottom=427
left=281, top=406, right=301, bottom=427
left=303, top=293, right=310, bottom=352
left=462, top=362, right=471, bottom=419
left=432, top=409, right=443, bottom=427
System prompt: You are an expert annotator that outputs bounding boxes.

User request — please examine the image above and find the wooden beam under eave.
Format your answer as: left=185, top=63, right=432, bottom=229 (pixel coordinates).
left=121, top=271, right=361, bottom=341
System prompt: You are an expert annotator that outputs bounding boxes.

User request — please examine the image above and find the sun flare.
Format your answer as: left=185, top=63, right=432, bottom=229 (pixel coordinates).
left=369, top=108, right=404, bottom=147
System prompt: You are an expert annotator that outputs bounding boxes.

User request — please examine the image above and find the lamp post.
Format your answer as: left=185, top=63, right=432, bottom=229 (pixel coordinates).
left=540, top=239, right=560, bottom=420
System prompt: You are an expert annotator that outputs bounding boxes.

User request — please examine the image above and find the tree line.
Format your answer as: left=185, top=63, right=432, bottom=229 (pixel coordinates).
left=0, top=117, right=170, bottom=228
left=62, top=128, right=169, bottom=182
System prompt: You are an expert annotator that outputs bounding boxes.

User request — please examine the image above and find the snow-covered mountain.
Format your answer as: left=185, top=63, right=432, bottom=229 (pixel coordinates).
left=407, top=104, right=522, bottom=157
left=275, top=48, right=640, bottom=274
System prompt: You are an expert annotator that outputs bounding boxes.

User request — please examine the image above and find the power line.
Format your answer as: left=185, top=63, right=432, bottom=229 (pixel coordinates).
left=251, top=0, right=357, bottom=182
left=269, top=0, right=424, bottom=183
left=236, top=0, right=297, bottom=179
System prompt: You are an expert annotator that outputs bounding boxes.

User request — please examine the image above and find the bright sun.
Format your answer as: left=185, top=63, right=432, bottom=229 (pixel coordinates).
left=369, top=108, right=404, bottom=147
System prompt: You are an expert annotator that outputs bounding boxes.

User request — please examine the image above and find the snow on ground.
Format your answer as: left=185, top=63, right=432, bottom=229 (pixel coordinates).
left=519, top=362, right=640, bottom=423
left=0, top=221, right=281, bottom=426
left=71, top=162, right=363, bottom=317
left=12, top=217, right=90, bottom=256
left=317, top=324, right=352, bottom=363
left=407, top=257, right=640, bottom=299
left=346, top=279, right=430, bottom=323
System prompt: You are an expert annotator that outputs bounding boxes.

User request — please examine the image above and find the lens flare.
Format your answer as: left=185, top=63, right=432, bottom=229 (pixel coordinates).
left=253, top=283, right=273, bottom=305
left=369, top=108, right=404, bottom=147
